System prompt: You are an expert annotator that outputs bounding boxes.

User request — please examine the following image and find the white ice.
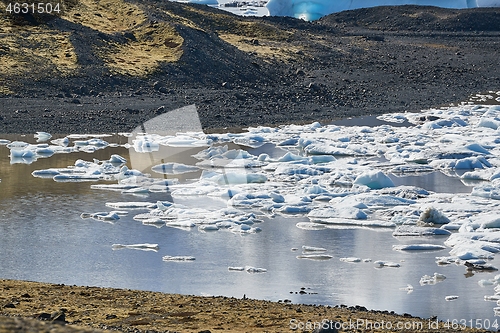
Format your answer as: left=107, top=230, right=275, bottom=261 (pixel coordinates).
left=392, top=244, right=447, bottom=251
left=374, top=261, right=401, bottom=268
left=296, top=254, right=333, bottom=260
left=151, top=163, right=200, bottom=175
left=112, top=243, right=159, bottom=251
left=162, top=255, right=196, bottom=261
left=420, top=272, right=446, bottom=285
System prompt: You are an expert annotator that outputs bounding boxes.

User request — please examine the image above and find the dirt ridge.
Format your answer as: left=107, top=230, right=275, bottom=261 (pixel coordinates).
left=0, top=3, right=499, bottom=133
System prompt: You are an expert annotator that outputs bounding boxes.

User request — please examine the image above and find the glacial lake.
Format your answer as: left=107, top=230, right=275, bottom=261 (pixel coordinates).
left=2, top=92, right=500, bottom=329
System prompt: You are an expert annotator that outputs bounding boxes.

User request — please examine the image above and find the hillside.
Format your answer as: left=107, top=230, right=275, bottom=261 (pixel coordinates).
left=0, top=1, right=499, bottom=133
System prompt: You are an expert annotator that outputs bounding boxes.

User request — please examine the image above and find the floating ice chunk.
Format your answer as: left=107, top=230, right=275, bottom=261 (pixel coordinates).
left=374, top=261, right=400, bottom=268
left=198, top=224, right=219, bottom=231
left=53, top=174, right=102, bottom=182
left=229, top=224, right=262, bottom=234
left=0, top=139, right=11, bottom=145
left=81, top=211, right=124, bottom=222
left=378, top=186, right=430, bottom=200
left=7, top=141, right=29, bottom=149
left=322, top=218, right=395, bottom=228
left=479, top=215, right=500, bottom=229
left=192, top=145, right=228, bottom=160
left=308, top=206, right=368, bottom=221
left=419, top=207, right=450, bottom=225
left=162, top=256, right=196, bottom=261
left=335, top=193, right=416, bottom=208
left=400, top=284, right=414, bottom=294
left=108, top=154, right=127, bottom=164
left=446, top=237, right=497, bottom=260
left=91, top=184, right=140, bottom=191
left=274, top=164, right=324, bottom=176
left=112, top=243, right=159, bottom=251
left=277, top=152, right=308, bottom=162
left=431, top=156, right=491, bottom=170
left=420, top=273, right=446, bottom=285
left=106, top=202, right=157, bottom=209
left=340, top=257, right=362, bottom=263
left=478, top=117, right=500, bottom=130
left=393, top=226, right=451, bottom=237
left=296, top=254, right=333, bottom=260
left=10, top=149, right=35, bottom=158
left=296, top=222, right=327, bottom=230
left=163, top=135, right=210, bottom=147
left=74, top=138, right=109, bottom=148
left=203, top=171, right=267, bottom=185
left=277, top=205, right=312, bottom=214
left=377, top=114, right=408, bottom=124
left=51, top=137, right=69, bottom=147
left=166, top=221, right=196, bottom=228
left=35, top=147, right=55, bottom=157
left=302, top=246, right=327, bottom=252
left=245, top=266, right=267, bottom=273
left=392, top=244, right=447, bottom=251
left=34, top=132, right=52, bottom=142
left=466, top=143, right=491, bottom=155
left=122, top=187, right=150, bottom=195
left=232, top=134, right=267, bottom=148
left=445, top=295, right=459, bottom=301
left=353, top=170, right=394, bottom=189
left=472, top=184, right=500, bottom=200
left=32, top=168, right=64, bottom=178
left=390, top=164, right=434, bottom=174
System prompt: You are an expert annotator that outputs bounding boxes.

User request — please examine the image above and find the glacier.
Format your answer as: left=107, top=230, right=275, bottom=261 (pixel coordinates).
left=266, top=0, right=500, bottom=21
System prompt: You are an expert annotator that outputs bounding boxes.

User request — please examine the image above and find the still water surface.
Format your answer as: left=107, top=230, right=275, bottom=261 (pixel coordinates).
left=1, top=131, right=499, bottom=327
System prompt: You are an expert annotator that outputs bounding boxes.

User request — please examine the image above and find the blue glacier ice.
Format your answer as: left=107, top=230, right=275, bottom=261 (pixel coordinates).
left=266, top=0, right=500, bottom=21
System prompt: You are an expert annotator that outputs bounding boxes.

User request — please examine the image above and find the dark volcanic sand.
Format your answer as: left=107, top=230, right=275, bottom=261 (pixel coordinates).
left=0, top=4, right=499, bottom=134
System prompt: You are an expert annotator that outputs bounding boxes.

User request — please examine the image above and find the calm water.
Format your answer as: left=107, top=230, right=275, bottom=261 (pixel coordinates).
left=0, top=131, right=499, bottom=328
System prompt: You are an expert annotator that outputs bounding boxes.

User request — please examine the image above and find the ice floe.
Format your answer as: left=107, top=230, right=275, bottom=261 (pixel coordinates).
left=420, top=273, right=447, bottom=285
left=296, top=254, right=333, bottom=260
left=392, top=244, right=447, bottom=251
left=340, top=257, right=362, bottom=263
left=399, top=284, right=414, bottom=294
left=374, top=261, right=401, bottom=268
left=228, top=266, right=267, bottom=273
left=162, top=256, right=196, bottom=261
left=112, top=243, right=159, bottom=251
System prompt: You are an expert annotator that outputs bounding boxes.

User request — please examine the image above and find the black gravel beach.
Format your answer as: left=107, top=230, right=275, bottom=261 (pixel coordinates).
left=0, top=1, right=499, bottom=134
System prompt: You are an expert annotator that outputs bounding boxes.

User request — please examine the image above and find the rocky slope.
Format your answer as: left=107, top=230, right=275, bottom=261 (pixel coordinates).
left=0, top=1, right=499, bottom=133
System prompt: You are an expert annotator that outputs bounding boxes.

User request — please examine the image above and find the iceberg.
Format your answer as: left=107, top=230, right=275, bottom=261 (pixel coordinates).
left=266, top=0, right=498, bottom=21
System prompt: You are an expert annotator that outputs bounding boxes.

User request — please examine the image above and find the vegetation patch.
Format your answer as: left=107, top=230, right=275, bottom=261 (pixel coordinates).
left=98, top=22, right=183, bottom=77
left=0, top=20, right=78, bottom=78
left=61, top=0, right=146, bottom=33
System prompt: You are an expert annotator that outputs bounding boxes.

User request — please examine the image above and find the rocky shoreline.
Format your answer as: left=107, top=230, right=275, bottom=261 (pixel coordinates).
left=0, top=279, right=494, bottom=333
